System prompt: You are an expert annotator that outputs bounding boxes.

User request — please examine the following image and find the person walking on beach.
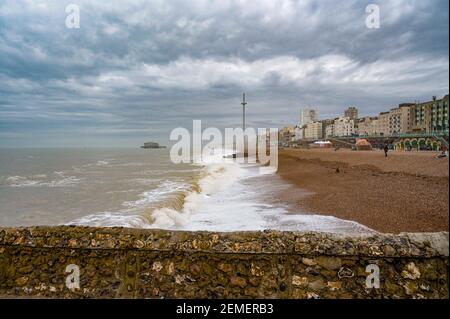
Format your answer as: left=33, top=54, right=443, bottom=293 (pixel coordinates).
left=384, top=144, right=389, bottom=157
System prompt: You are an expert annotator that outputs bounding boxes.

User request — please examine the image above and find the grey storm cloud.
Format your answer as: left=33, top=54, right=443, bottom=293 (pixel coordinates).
left=0, top=0, right=448, bottom=147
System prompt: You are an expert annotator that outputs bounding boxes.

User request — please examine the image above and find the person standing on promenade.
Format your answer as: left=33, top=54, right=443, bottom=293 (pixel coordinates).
left=384, top=144, right=389, bottom=157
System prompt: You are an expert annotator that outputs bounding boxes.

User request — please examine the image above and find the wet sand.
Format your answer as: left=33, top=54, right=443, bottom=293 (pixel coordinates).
left=277, top=148, right=449, bottom=234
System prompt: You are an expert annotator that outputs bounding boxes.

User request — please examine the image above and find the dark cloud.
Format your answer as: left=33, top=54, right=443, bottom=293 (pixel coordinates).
left=0, top=0, right=448, bottom=147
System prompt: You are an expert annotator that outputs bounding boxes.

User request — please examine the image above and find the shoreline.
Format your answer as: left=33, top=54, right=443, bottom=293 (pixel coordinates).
left=276, top=148, right=449, bottom=234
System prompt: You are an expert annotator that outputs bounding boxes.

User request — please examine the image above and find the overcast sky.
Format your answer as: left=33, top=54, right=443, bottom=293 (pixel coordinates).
left=0, top=0, right=448, bottom=147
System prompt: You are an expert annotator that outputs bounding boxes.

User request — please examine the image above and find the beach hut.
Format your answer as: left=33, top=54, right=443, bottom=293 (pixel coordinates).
left=355, top=138, right=372, bottom=151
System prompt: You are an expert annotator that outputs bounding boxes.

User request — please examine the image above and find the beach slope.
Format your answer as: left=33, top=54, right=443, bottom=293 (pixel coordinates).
left=277, top=149, right=449, bottom=234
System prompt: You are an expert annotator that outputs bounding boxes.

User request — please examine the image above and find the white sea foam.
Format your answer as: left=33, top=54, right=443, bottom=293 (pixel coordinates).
left=182, top=165, right=375, bottom=234
left=123, top=180, right=190, bottom=208
left=6, top=176, right=40, bottom=187
left=147, top=153, right=245, bottom=229
left=44, top=176, right=83, bottom=187
left=5, top=174, right=82, bottom=188
left=71, top=150, right=244, bottom=229
left=69, top=211, right=147, bottom=228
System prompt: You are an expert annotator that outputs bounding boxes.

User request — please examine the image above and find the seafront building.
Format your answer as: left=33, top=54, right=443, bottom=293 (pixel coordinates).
left=410, top=95, right=449, bottom=134
left=333, top=117, right=355, bottom=137
left=375, top=111, right=390, bottom=136
left=410, top=101, right=433, bottom=133
left=430, top=95, right=449, bottom=133
left=301, top=108, right=318, bottom=126
left=356, top=116, right=378, bottom=136
left=324, top=121, right=335, bottom=138
left=286, top=95, right=448, bottom=148
left=388, top=104, right=413, bottom=135
left=304, top=121, right=323, bottom=139
left=279, top=125, right=296, bottom=145
left=344, top=106, right=358, bottom=120
left=294, top=125, right=304, bottom=140
left=291, top=108, right=322, bottom=141
left=321, top=119, right=335, bottom=138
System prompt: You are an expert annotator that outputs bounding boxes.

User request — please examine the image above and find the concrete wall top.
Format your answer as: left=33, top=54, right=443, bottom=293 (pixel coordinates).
left=0, top=226, right=448, bottom=257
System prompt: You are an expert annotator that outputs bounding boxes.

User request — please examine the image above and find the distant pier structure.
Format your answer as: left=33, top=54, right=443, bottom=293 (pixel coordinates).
left=141, top=142, right=166, bottom=149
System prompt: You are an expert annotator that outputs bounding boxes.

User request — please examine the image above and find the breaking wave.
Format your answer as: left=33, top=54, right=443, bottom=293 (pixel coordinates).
left=70, top=150, right=244, bottom=229
left=146, top=162, right=243, bottom=229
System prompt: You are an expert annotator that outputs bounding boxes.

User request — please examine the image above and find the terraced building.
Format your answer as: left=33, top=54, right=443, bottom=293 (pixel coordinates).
left=410, top=95, right=449, bottom=134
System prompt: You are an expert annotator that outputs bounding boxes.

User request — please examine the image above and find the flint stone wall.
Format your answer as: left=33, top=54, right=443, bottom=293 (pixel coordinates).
left=0, top=226, right=448, bottom=299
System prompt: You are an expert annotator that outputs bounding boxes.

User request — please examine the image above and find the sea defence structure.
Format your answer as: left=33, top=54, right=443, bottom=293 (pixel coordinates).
left=0, top=226, right=448, bottom=298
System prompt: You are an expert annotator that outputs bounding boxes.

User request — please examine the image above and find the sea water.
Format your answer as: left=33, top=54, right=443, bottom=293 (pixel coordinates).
left=0, top=148, right=373, bottom=233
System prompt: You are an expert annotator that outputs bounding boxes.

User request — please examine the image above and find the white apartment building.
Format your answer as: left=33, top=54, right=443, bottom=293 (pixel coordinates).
left=301, top=108, right=318, bottom=126
left=294, top=125, right=304, bottom=140
left=325, top=122, right=334, bottom=137
left=304, top=121, right=323, bottom=139
left=333, top=117, right=355, bottom=137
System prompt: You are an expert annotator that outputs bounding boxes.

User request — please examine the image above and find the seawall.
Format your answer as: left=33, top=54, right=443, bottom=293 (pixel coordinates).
left=0, top=226, right=448, bottom=298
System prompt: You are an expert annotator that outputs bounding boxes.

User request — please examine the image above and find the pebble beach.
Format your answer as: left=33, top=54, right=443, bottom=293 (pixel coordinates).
left=276, top=148, right=449, bottom=234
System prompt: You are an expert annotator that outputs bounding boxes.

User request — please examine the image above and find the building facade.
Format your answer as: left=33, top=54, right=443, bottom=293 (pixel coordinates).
left=294, top=125, right=304, bottom=140
left=410, top=95, right=449, bottom=134
left=325, top=123, right=334, bottom=138
left=410, top=101, right=431, bottom=133
left=301, top=108, right=318, bottom=126
left=286, top=95, right=448, bottom=143
left=370, top=118, right=380, bottom=136
left=389, top=109, right=401, bottom=135
left=344, top=106, right=358, bottom=120
left=430, top=95, right=449, bottom=134
left=304, top=121, right=323, bottom=139
left=333, top=117, right=355, bottom=137
left=375, top=111, right=390, bottom=136
left=320, top=119, right=335, bottom=138
left=356, top=116, right=378, bottom=136
left=280, top=126, right=296, bottom=145
left=388, top=104, right=412, bottom=135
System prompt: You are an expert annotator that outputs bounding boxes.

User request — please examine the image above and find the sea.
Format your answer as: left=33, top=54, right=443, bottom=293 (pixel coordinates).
left=0, top=148, right=373, bottom=233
